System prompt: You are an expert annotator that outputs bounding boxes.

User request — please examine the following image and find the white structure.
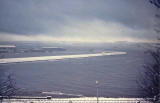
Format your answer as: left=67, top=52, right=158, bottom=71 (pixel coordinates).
left=42, top=47, right=66, bottom=52
left=0, top=51, right=126, bottom=64
left=0, top=45, right=16, bottom=53
left=1, top=97, right=149, bottom=103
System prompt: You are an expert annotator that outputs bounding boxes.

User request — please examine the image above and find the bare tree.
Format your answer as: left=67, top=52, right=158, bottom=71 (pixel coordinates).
left=149, top=0, right=160, bottom=8
left=139, top=48, right=160, bottom=102
left=139, top=0, right=160, bottom=102
left=0, top=74, right=17, bottom=103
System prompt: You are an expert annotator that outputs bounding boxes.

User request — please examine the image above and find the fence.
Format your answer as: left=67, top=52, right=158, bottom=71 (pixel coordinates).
left=1, top=97, right=150, bottom=103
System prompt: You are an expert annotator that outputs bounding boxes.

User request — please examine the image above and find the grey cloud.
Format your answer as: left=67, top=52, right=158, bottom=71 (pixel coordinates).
left=0, top=0, right=158, bottom=39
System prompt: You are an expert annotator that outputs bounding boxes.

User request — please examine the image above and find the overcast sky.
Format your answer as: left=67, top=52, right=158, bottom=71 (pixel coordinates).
left=0, top=0, right=159, bottom=43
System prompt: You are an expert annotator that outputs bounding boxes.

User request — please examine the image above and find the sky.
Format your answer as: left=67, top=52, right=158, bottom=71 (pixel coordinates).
left=0, top=0, right=159, bottom=43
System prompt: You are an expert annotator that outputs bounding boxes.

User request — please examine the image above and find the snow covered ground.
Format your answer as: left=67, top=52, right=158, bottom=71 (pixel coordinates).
left=2, top=97, right=148, bottom=103
left=0, top=51, right=126, bottom=64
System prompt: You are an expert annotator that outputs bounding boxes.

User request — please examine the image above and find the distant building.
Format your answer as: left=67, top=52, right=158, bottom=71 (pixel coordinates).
left=42, top=47, right=66, bottom=52
left=0, top=45, right=16, bottom=53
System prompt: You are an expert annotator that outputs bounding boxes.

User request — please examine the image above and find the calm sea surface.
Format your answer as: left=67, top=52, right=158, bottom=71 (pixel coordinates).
left=0, top=47, right=149, bottom=97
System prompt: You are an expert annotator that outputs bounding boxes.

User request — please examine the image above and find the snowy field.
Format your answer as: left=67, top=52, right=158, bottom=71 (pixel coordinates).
left=2, top=97, right=148, bottom=103
left=0, top=51, right=126, bottom=64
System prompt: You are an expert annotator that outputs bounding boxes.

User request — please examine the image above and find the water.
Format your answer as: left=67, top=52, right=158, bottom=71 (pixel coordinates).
left=0, top=45, right=149, bottom=97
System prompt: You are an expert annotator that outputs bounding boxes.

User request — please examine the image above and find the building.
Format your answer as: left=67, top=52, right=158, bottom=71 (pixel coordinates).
left=0, top=45, right=16, bottom=53
left=42, top=47, right=66, bottom=52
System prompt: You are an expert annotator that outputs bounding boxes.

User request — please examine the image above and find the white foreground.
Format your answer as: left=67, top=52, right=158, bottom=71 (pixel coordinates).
left=0, top=52, right=126, bottom=64
left=1, top=97, right=149, bottom=103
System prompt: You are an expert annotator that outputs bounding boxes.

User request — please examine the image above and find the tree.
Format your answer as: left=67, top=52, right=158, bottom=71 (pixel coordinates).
left=139, top=49, right=160, bottom=102
left=0, top=74, right=17, bottom=103
left=149, top=0, right=160, bottom=8
left=139, top=0, right=160, bottom=102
